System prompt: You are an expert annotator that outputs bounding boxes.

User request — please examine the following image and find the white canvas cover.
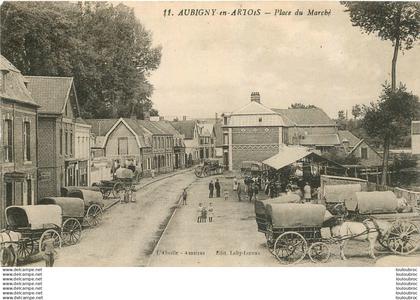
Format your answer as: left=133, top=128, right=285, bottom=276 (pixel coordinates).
left=6, top=205, right=62, bottom=230
left=39, top=197, right=85, bottom=218
left=115, top=167, right=134, bottom=179
left=266, top=203, right=326, bottom=228
left=254, top=194, right=301, bottom=216
left=263, top=146, right=313, bottom=170
left=324, top=184, right=362, bottom=203
left=346, top=191, right=398, bottom=214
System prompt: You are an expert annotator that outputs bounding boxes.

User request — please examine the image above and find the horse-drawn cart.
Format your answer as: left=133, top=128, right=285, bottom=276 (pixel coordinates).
left=264, top=203, right=330, bottom=264
left=194, top=159, right=224, bottom=178
left=3, top=205, right=63, bottom=263
left=93, top=168, right=138, bottom=199
left=61, top=187, right=105, bottom=227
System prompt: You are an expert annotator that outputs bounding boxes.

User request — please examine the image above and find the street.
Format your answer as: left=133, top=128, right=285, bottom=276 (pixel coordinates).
left=26, top=170, right=197, bottom=267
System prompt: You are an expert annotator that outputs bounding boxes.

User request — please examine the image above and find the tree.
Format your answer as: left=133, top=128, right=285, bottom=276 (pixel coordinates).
left=351, top=104, right=362, bottom=120
left=0, top=2, right=162, bottom=119
left=342, top=2, right=419, bottom=184
left=289, top=103, right=318, bottom=109
left=342, top=2, right=419, bottom=91
left=361, top=83, right=420, bottom=184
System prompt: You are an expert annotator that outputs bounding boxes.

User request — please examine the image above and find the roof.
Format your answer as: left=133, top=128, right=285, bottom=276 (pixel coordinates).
left=85, top=119, right=119, bottom=136
left=232, top=101, right=278, bottom=115
left=25, top=76, right=77, bottom=114
left=199, top=123, right=214, bottom=136
left=0, top=55, right=39, bottom=107
left=262, top=146, right=314, bottom=170
left=348, top=139, right=382, bottom=158
left=300, top=134, right=341, bottom=146
left=135, top=120, right=172, bottom=135
left=272, top=108, right=336, bottom=126
left=151, top=120, right=181, bottom=136
left=337, top=130, right=361, bottom=148
left=170, top=120, right=197, bottom=139
left=122, top=119, right=151, bottom=147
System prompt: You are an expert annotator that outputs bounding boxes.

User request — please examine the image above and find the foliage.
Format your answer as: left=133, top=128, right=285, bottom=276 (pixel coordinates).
left=0, top=1, right=162, bottom=119
left=351, top=104, right=362, bottom=119
left=289, top=103, right=318, bottom=109
left=361, top=83, right=420, bottom=147
left=341, top=2, right=419, bottom=52
left=391, top=153, right=417, bottom=171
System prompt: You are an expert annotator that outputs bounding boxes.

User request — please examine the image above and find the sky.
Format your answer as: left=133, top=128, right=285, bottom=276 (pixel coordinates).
left=125, top=1, right=420, bottom=119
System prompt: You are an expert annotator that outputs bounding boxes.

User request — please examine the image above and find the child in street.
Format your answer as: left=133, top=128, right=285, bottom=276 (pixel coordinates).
left=41, top=233, right=57, bottom=267
left=224, top=189, right=229, bottom=201
left=182, top=188, right=187, bottom=205
left=208, top=203, right=214, bottom=222
left=197, top=203, right=203, bottom=223
left=201, top=204, right=207, bottom=223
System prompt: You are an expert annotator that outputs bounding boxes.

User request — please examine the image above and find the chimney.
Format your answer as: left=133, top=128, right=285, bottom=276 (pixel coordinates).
left=159, top=116, right=164, bottom=121
left=251, top=92, right=260, bottom=103
left=182, top=116, right=187, bottom=121
left=144, top=111, right=150, bottom=121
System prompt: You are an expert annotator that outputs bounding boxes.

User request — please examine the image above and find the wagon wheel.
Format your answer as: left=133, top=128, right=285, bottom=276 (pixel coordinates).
left=387, top=221, right=420, bottom=255
left=16, top=239, right=34, bottom=262
left=112, top=182, right=125, bottom=199
left=62, top=218, right=82, bottom=246
left=39, top=229, right=62, bottom=253
left=273, top=231, right=307, bottom=264
left=308, top=242, right=330, bottom=263
left=265, top=223, right=275, bottom=250
left=202, top=166, right=209, bottom=177
left=85, top=204, right=103, bottom=227
left=194, top=166, right=203, bottom=177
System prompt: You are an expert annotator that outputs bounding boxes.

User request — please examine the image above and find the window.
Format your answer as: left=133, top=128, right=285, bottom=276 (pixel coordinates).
left=26, top=179, right=32, bottom=205
left=118, top=137, right=128, bottom=155
left=65, top=130, right=68, bottom=155
left=361, top=147, right=368, bottom=159
left=70, top=132, right=73, bottom=155
left=60, top=129, right=63, bottom=155
left=3, top=119, right=13, bottom=162
left=5, top=182, right=13, bottom=207
left=23, top=121, right=31, bottom=161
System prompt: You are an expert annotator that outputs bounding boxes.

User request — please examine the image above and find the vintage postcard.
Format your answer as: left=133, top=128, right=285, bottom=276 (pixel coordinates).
left=0, top=1, right=419, bottom=269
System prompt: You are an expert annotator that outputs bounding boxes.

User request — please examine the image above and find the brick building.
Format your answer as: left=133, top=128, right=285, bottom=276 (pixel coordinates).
left=222, top=92, right=343, bottom=170
left=0, top=55, right=39, bottom=227
left=26, top=76, right=82, bottom=199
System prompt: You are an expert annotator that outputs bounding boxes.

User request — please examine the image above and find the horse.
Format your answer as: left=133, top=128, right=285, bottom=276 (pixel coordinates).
left=330, top=218, right=391, bottom=260
left=0, top=230, right=22, bottom=267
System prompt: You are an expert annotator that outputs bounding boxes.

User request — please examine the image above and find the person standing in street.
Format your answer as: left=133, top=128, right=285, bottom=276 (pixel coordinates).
left=233, top=177, right=238, bottom=191
left=252, top=182, right=259, bottom=202
left=237, top=182, right=242, bottom=202
left=42, top=233, right=57, bottom=267
left=248, top=183, right=254, bottom=202
left=209, top=180, right=214, bottom=198
left=201, top=204, right=207, bottom=223
left=304, top=182, right=312, bottom=203
left=215, top=179, right=221, bottom=198
left=182, top=188, right=188, bottom=205
left=197, top=203, right=203, bottom=223
left=208, top=203, right=214, bottom=222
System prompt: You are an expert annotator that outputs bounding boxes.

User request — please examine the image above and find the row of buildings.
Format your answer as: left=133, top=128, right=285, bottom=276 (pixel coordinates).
left=0, top=55, right=218, bottom=227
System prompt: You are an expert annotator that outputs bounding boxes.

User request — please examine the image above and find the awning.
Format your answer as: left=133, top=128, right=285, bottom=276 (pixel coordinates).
left=262, top=146, right=313, bottom=170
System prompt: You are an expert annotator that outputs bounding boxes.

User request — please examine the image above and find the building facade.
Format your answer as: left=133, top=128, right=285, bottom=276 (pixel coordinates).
left=0, top=56, right=39, bottom=227
left=26, top=76, right=81, bottom=199
left=171, top=120, right=201, bottom=165
left=75, top=119, right=91, bottom=186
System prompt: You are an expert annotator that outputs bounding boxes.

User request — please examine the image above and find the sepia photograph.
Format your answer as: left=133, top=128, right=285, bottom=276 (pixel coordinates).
left=0, top=1, right=419, bottom=271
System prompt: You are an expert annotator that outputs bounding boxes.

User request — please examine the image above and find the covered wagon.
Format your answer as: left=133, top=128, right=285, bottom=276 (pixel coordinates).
left=265, top=203, right=330, bottom=264
left=323, top=184, right=361, bottom=215
left=4, top=205, right=63, bottom=262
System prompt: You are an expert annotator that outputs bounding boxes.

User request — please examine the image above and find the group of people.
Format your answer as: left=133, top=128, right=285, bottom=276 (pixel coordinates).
left=197, top=203, right=214, bottom=223
left=233, top=177, right=259, bottom=202
left=208, top=179, right=221, bottom=198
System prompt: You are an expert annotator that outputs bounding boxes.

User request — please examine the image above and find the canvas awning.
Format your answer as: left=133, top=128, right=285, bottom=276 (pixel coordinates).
left=262, top=146, right=313, bottom=170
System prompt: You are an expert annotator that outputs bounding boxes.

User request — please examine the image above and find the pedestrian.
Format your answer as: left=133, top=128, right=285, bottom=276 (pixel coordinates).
left=215, top=179, right=221, bottom=198
left=201, top=204, right=207, bottom=223
left=182, top=188, right=187, bottom=205
left=197, top=203, right=203, bottom=223
left=248, top=183, right=254, bottom=202
left=304, top=182, right=312, bottom=203
left=224, top=189, right=229, bottom=201
left=233, top=177, right=238, bottom=191
left=252, top=182, right=259, bottom=202
left=237, top=182, right=242, bottom=202
left=209, top=180, right=214, bottom=198
left=41, top=233, right=57, bottom=267
left=208, top=203, right=214, bottom=222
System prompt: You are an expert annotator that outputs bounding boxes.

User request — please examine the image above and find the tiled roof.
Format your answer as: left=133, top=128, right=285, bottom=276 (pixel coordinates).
left=122, top=119, right=151, bottom=148
left=300, top=134, right=340, bottom=146
left=170, top=120, right=197, bottom=139
left=272, top=108, right=336, bottom=126
left=150, top=121, right=180, bottom=136
left=0, top=55, right=39, bottom=107
left=337, top=130, right=361, bottom=148
left=85, top=119, right=119, bottom=136
left=25, top=76, right=74, bottom=114
left=135, top=120, right=171, bottom=135
left=233, top=101, right=278, bottom=115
